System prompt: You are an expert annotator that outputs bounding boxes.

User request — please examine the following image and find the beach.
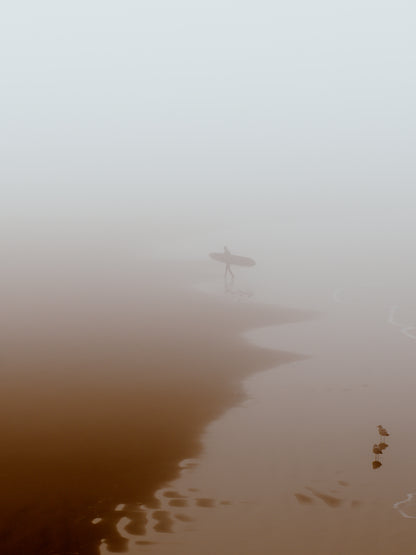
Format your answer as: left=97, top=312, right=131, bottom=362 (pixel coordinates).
left=96, top=259, right=416, bottom=555
left=2, top=0, right=416, bottom=551
left=0, top=253, right=309, bottom=554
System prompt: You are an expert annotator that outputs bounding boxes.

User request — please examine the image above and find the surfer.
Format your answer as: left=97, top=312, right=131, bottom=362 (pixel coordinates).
left=209, top=248, right=254, bottom=277
left=224, top=246, right=234, bottom=278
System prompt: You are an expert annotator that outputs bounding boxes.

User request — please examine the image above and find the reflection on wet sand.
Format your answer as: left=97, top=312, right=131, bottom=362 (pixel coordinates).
left=371, top=426, right=390, bottom=470
left=224, top=275, right=253, bottom=299
left=0, top=258, right=311, bottom=554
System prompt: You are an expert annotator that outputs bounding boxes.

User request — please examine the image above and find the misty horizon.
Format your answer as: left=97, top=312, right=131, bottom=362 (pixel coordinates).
left=1, top=2, right=416, bottom=554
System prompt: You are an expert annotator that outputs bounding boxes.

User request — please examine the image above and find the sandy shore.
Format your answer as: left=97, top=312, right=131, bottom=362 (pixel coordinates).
left=0, top=257, right=310, bottom=554
left=113, top=276, right=416, bottom=555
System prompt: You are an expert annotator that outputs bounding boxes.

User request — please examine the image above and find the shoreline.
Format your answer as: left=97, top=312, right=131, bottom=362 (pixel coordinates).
left=0, top=259, right=312, bottom=554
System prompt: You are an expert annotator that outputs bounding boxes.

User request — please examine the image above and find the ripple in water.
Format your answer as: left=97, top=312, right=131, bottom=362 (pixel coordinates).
left=393, top=493, right=416, bottom=519
left=332, top=285, right=416, bottom=342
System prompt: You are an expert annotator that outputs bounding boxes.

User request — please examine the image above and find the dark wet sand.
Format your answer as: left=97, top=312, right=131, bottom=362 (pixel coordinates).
left=0, top=257, right=310, bottom=554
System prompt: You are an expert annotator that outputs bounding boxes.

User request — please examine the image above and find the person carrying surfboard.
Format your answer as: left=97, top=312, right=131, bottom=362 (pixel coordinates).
left=224, top=246, right=234, bottom=278
left=209, top=249, right=255, bottom=273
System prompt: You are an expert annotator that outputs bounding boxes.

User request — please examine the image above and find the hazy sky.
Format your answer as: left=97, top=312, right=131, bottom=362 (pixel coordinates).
left=1, top=1, right=415, bottom=243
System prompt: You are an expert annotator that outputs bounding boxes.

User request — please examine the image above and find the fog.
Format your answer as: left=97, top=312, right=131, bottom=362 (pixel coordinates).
left=1, top=3, right=416, bottom=553
left=2, top=1, right=415, bottom=251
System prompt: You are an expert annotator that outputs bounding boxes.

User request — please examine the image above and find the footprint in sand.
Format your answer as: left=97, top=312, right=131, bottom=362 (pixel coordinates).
left=152, top=510, right=174, bottom=533
left=295, top=481, right=359, bottom=509
left=163, top=490, right=186, bottom=499
left=118, top=482, right=234, bottom=549
left=175, top=513, right=194, bottom=523
left=195, top=498, right=216, bottom=508
left=168, top=499, right=188, bottom=507
left=294, top=493, right=315, bottom=505
left=307, top=488, right=343, bottom=508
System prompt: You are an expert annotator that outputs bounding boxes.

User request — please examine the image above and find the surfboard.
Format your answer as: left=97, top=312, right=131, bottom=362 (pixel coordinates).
left=209, top=252, right=256, bottom=267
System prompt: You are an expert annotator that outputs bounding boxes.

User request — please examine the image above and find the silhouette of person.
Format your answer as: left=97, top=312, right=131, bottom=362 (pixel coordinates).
left=224, top=246, right=234, bottom=278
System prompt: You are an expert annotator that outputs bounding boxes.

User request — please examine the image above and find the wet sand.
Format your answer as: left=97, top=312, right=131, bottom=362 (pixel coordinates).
left=0, top=255, right=310, bottom=554
left=112, top=275, right=416, bottom=555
